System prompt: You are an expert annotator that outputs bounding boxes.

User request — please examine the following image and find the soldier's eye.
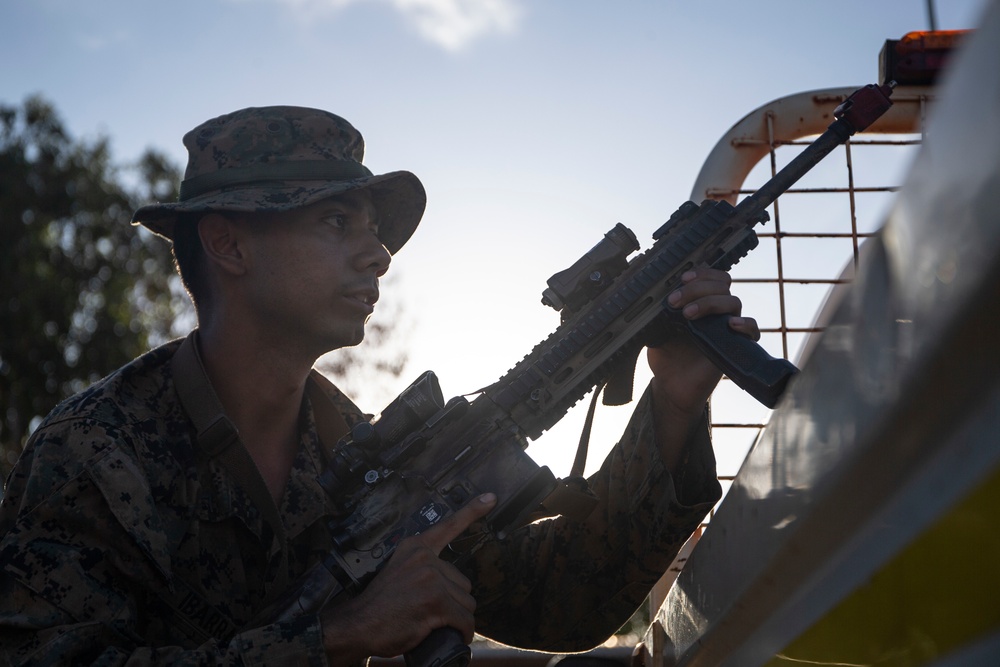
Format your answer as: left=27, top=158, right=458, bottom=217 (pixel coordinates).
left=323, top=215, right=347, bottom=230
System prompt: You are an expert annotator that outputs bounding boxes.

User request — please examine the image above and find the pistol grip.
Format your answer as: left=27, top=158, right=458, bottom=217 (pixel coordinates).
left=404, top=627, right=470, bottom=667
left=681, top=312, right=798, bottom=408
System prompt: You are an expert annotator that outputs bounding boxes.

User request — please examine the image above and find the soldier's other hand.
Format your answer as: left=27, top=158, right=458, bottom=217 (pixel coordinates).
left=648, top=266, right=759, bottom=415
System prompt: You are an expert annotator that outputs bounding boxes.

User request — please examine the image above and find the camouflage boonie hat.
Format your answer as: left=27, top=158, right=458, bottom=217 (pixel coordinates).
left=131, top=106, right=426, bottom=254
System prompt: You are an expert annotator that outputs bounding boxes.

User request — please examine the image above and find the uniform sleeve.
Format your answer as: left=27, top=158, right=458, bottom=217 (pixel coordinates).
left=0, top=425, right=334, bottom=667
left=465, top=384, right=722, bottom=652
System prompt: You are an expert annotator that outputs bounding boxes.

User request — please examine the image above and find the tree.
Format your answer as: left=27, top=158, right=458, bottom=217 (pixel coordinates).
left=0, top=96, right=190, bottom=478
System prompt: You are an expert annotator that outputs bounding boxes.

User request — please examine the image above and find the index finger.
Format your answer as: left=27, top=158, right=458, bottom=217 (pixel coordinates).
left=417, top=493, right=497, bottom=555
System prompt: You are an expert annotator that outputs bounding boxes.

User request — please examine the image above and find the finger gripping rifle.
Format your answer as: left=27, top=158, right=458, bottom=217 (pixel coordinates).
left=256, top=83, right=894, bottom=666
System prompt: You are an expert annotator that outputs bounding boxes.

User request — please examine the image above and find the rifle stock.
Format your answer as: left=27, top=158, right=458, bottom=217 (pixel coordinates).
left=255, top=83, right=895, bottom=666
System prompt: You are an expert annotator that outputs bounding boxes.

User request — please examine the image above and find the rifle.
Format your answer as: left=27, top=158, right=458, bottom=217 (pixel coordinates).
left=256, top=82, right=895, bottom=666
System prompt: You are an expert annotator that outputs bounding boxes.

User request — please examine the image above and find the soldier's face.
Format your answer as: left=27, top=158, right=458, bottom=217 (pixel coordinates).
left=241, top=190, right=390, bottom=355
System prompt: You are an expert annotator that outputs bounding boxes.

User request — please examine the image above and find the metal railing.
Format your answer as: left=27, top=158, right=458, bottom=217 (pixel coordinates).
left=648, top=86, right=933, bottom=613
left=692, top=87, right=932, bottom=496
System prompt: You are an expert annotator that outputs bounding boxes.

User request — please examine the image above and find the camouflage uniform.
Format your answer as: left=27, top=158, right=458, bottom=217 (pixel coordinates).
left=0, top=333, right=720, bottom=665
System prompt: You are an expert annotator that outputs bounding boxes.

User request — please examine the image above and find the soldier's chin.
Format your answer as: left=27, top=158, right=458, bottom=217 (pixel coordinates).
left=340, top=327, right=367, bottom=350
left=314, top=327, right=366, bottom=355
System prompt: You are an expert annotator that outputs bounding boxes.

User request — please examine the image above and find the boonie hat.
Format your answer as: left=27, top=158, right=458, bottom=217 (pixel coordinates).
left=131, top=106, right=426, bottom=254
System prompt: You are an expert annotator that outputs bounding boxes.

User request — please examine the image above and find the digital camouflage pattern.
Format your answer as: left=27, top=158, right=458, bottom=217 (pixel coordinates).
left=0, top=332, right=720, bottom=665
left=130, top=106, right=426, bottom=254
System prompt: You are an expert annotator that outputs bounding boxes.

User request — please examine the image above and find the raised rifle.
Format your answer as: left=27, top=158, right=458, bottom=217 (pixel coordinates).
left=256, top=82, right=895, bottom=667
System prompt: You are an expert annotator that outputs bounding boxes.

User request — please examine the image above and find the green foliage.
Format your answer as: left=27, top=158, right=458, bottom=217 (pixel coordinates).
left=0, top=96, right=190, bottom=477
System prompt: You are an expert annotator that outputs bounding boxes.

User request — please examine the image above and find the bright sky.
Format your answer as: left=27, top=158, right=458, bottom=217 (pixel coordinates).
left=3, top=0, right=990, bottom=478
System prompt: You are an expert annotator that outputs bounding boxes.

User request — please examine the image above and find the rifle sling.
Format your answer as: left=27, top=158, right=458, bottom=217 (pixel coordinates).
left=537, top=384, right=604, bottom=522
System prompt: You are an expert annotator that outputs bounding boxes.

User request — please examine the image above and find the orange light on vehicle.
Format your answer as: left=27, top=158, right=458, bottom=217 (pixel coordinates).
left=879, top=30, right=972, bottom=86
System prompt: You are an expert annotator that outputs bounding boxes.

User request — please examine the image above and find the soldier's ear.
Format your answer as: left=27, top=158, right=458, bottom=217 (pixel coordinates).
left=198, top=213, right=249, bottom=277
